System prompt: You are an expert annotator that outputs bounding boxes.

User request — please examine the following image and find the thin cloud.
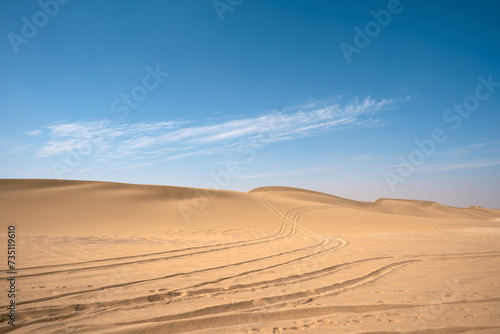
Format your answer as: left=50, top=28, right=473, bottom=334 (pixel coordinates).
left=33, top=96, right=404, bottom=162
left=447, top=140, right=500, bottom=157
left=236, top=167, right=335, bottom=179
left=26, top=130, right=42, bottom=136
left=420, top=160, right=500, bottom=172
left=122, top=162, right=155, bottom=170
left=350, top=154, right=384, bottom=160
left=421, top=142, right=500, bottom=172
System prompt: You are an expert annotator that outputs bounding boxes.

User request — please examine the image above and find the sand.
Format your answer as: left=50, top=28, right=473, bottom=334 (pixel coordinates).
left=1, top=179, right=500, bottom=333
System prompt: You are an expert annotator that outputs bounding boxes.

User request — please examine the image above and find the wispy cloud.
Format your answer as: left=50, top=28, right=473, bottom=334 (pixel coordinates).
left=236, top=167, right=336, bottom=179
left=350, top=153, right=384, bottom=160
left=122, top=162, right=155, bottom=170
left=26, top=130, right=42, bottom=136
left=418, top=141, right=500, bottom=172
left=37, top=120, right=181, bottom=158
left=32, top=97, right=405, bottom=165
left=447, top=140, right=500, bottom=157
left=0, top=140, right=30, bottom=156
left=420, top=159, right=500, bottom=172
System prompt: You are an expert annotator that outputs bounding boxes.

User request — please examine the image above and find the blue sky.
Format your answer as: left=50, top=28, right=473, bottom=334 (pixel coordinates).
left=1, top=0, right=499, bottom=208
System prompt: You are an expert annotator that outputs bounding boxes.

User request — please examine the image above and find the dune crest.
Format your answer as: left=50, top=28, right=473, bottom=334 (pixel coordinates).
left=250, top=186, right=500, bottom=220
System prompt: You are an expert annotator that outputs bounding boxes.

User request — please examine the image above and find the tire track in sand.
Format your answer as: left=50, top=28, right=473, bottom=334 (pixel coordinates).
left=5, top=204, right=332, bottom=308
left=1, top=197, right=304, bottom=279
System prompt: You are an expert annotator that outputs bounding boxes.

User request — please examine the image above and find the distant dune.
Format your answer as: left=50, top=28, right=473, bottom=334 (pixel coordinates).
left=251, top=186, right=500, bottom=220
left=1, top=179, right=500, bottom=333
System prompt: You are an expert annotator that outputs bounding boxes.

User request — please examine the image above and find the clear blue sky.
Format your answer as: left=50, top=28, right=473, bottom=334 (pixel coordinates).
left=1, top=0, right=499, bottom=208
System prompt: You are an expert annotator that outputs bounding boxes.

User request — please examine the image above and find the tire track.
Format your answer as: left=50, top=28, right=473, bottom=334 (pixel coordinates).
left=0, top=196, right=296, bottom=275
left=55, top=260, right=421, bottom=334
left=1, top=199, right=302, bottom=279
left=4, top=199, right=339, bottom=306
left=1, top=230, right=285, bottom=276
left=7, top=202, right=347, bottom=328
left=5, top=234, right=295, bottom=279
left=3, top=235, right=327, bottom=307
left=10, top=255, right=390, bottom=328
left=256, top=196, right=318, bottom=236
left=4, top=198, right=334, bottom=282
left=10, top=252, right=500, bottom=331
left=6, top=197, right=349, bottom=331
left=255, top=195, right=342, bottom=247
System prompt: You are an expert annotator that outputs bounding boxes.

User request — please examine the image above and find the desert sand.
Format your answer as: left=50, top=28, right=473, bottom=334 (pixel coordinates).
left=1, top=179, right=500, bottom=333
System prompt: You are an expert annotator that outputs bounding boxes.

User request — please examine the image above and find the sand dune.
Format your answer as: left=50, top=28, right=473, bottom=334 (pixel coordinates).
left=251, top=186, right=500, bottom=220
left=1, top=179, right=500, bottom=333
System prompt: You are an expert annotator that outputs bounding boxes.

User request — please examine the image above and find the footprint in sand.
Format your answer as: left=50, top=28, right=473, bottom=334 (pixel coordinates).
left=75, top=304, right=91, bottom=311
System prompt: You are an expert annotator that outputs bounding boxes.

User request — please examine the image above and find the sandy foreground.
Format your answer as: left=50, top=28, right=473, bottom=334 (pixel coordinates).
left=1, top=179, right=500, bottom=333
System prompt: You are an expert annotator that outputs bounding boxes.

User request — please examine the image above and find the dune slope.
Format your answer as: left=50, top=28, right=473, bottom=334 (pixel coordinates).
left=1, top=180, right=500, bottom=333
